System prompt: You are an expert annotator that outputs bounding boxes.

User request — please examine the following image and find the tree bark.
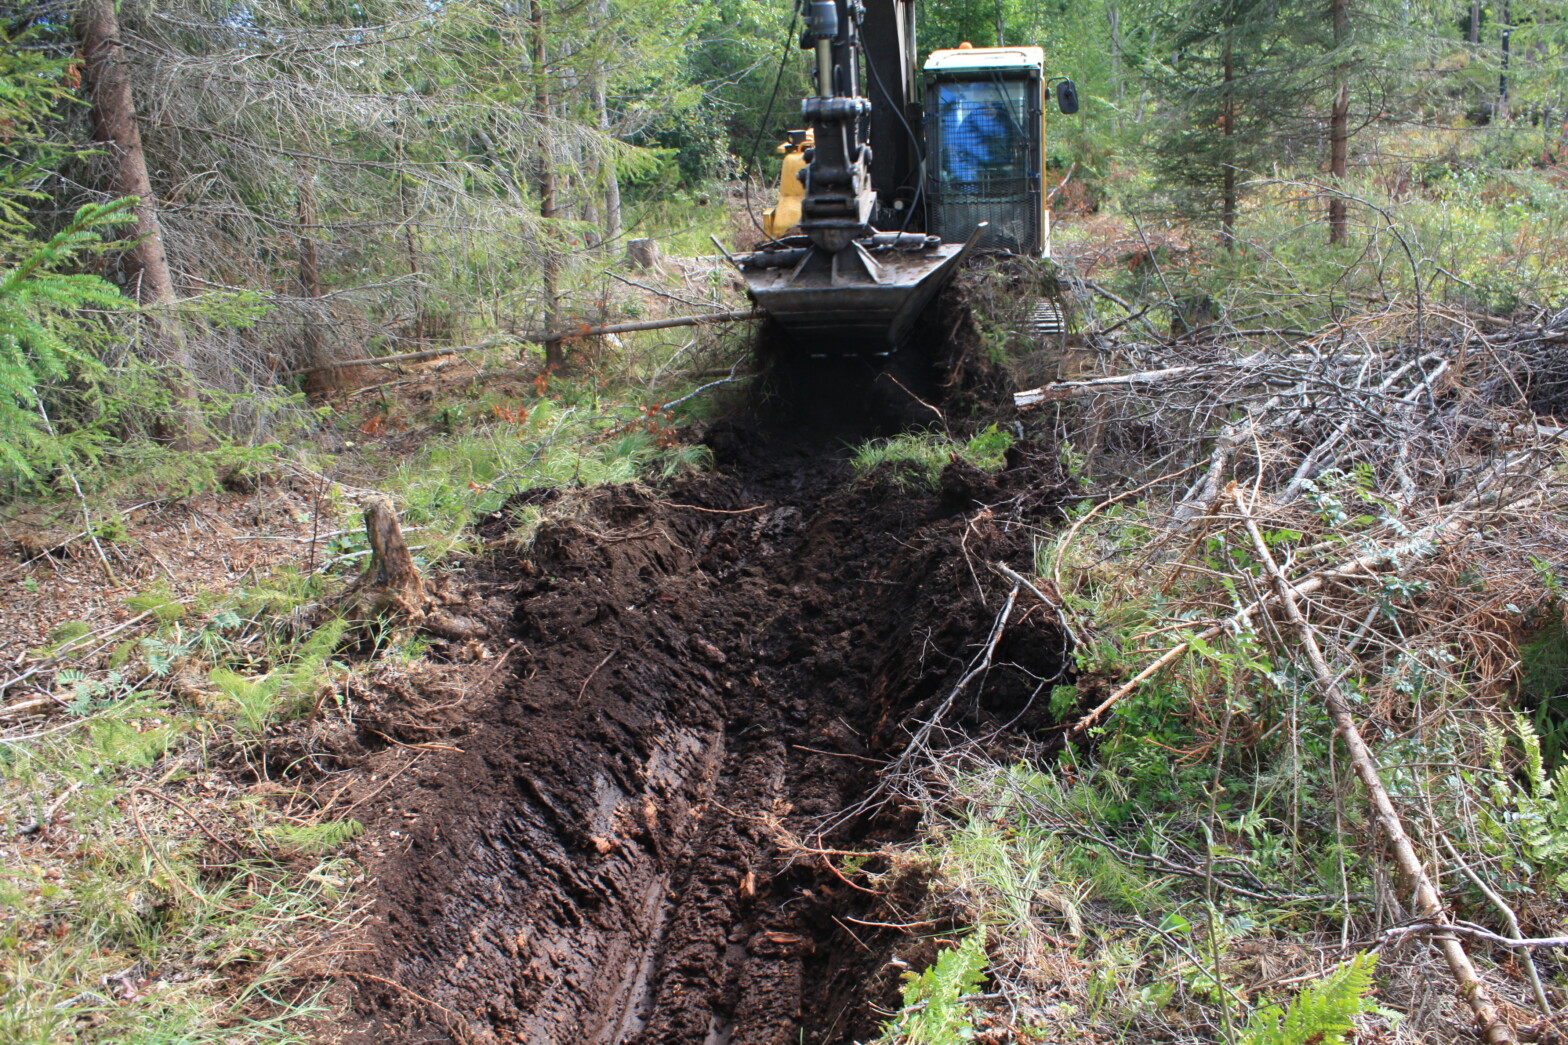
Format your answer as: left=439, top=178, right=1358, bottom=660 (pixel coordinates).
left=1499, top=4, right=1511, bottom=121
left=78, top=0, right=176, bottom=311
left=1327, top=0, right=1350, bottom=244
left=530, top=0, right=563, bottom=370
left=1220, top=37, right=1237, bottom=248
left=77, top=0, right=203, bottom=444
left=598, top=83, right=622, bottom=245
left=296, top=170, right=344, bottom=396
left=393, top=118, right=426, bottom=346
left=625, top=238, right=661, bottom=270
left=1236, top=487, right=1516, bottom=1045
left=588, top=25, right=619, bottom=252
left=1107, top=4, right=1123, bottom=124
left=338, top=497, right=426, bottom=638
left=580, top=160, right=601, bottom=246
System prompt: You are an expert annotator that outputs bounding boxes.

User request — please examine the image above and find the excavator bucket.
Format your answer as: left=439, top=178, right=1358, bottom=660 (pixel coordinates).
left=738, top=224, right=986, bottom=356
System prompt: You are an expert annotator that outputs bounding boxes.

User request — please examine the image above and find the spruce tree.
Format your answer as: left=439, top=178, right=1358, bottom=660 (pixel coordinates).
left=1149, top=0, right=1327, bottom=243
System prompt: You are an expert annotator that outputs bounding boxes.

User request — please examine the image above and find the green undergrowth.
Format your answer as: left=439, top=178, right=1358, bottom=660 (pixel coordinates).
left=1, top=617, right=360, bottom=1042
left=3, top=548, right=380, bottom=1043
left=895, top=759, right=1392, bottom=1043
left=380, top=395, right=712, bottom=549
left=877, top=930, right=990, bottom=1044
left=1061, top=160, right=1568, bottom=329
left=888, top=464, right=1566, bottom=1041
left=851, top=425, right=1014, bottom=490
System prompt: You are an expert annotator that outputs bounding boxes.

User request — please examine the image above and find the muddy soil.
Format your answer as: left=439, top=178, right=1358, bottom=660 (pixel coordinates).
left=346, top=347, right=1070, bottom=1044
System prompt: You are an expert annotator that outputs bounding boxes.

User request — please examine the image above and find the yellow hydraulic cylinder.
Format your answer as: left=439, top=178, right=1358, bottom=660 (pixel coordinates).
left=762, top=130, right=813, bottom=241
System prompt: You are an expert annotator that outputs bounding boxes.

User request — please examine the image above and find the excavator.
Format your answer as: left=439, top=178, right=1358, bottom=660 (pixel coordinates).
left=735, top=0, right=1078, bottom=355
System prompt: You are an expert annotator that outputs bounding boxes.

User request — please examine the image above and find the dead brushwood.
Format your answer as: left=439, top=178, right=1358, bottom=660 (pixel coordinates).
left=920, top=301, right=1568, bottom=1038
left=1235, top=483, right=1516, bottom=1044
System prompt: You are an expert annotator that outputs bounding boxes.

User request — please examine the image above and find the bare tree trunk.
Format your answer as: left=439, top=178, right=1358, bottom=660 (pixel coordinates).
left=595, top=71, right=622, bottom=245
left=603, top=164, right=622, bottom=248
left=1327, top=0, right=1350, bottom=244
left=1221, top=38, right=1237, bottom=248
left=297, top=171, right=340, bottom=397
left=531, top=0, right=563, bottom=370
left=1107, top=4, right=1124, bottom=126
left=393, top=119, right=426, bottom=346
left=1499, top=5, right=1511, bottom=120
left=78, top=0, right=176, bottom=310
left=77, top=0, right=203, bottom=444
left=580, top=160, right=601, bottom=247
left=1470, top=0, right=1480, bottom=45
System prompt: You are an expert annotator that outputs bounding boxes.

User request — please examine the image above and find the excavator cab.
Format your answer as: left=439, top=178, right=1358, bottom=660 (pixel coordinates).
left=924, top=46, right=1048, bottom=256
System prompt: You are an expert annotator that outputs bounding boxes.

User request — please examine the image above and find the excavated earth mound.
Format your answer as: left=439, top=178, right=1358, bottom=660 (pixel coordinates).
left=346, top=415, right=1070, bottom=1044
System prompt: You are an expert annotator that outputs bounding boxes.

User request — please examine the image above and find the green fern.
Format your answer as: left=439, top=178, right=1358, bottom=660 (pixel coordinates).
left=1239, top=953, right=1378, bottom=1045
left=1505, top=717, right=1568, bottom=891
left=878, top=929, right=989, bottom=1045
left=87, top=703, right=180, bottom=767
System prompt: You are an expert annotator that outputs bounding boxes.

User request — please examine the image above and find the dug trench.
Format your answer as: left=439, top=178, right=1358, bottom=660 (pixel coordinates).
left=343, top=338, right=1072, bottom=1044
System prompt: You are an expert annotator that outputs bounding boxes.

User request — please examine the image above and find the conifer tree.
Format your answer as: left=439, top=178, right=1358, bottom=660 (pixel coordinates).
left=1150, top=0, right=1327, bottom=243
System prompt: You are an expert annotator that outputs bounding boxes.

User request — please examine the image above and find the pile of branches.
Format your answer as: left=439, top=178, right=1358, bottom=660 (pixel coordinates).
left=1019, top=303, right=1568, bottom=512
left=863, top=305, right=1568, bottom=1041
left=1040, top=305, right=1568, bottom=1040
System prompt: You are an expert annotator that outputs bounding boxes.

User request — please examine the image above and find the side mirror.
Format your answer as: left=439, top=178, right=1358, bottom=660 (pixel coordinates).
left=1056, top=79, right=1080, bottom=115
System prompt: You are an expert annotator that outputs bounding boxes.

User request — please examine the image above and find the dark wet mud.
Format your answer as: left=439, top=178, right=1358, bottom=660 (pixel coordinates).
left=347, top=336, right=1070, bottom=1044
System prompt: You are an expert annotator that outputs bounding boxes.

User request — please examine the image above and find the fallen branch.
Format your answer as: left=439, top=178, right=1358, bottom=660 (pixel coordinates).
left=991, top=561, right=1077, bottom=648
left=292, top=310, right=764, bottom=374
left=826, top=585, right=1020, bottom=834
left=655, top=352, right=754, bottom=413
left=1068, top=469, right=1541, bottom=735
left=1442, top=835, right=1553, bottom=1016
left=1235, top=483, right=1515, bottom=1045
left=1016, top=365, right=1209, bottom=407
left=1381, top=922, right=1568, bottom=952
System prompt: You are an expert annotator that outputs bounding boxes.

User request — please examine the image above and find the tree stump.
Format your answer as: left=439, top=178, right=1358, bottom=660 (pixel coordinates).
left=625, top=237, right=661, bottom=271
left=339, top=497, right=425, bottom=636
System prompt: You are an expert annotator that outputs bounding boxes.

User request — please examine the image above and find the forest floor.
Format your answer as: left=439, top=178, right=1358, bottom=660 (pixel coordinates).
left=9, top=209, right=1568, bottom=1044
left=0, top=281, right=1077, bottom=1044
left=332, top=393, right=1070, bottom=1043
